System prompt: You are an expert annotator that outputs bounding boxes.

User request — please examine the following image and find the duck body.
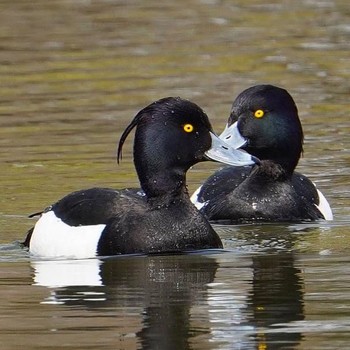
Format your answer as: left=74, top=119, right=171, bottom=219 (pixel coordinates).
left=25, top=97, right=256, bottom=258
left=192, top=85, right=333, bottom=222
left=192, top=163, right=329, bottom=223
left=98, top=190, right=222, bottom=255
left=27, top=187, right=221, bottom=258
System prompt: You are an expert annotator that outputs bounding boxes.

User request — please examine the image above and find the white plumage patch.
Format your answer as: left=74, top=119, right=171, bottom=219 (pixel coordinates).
left=190, top=186, right=207, bottom=210
left=316, top=188, right=333, bottom=220
left=29, top=211, right=106, bottom=259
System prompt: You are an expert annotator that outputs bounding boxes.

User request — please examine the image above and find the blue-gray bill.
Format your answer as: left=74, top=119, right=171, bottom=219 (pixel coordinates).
left=219, top=121, right=246, bottom=149
left=205, top=131, right=258, bottom=166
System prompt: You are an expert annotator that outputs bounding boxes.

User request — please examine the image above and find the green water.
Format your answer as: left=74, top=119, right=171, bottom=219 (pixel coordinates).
left=0, top=0, right=349, bottom=349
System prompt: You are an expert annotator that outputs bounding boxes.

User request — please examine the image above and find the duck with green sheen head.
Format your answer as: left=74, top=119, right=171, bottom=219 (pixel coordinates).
left=191, top=85, right=333, bottom=222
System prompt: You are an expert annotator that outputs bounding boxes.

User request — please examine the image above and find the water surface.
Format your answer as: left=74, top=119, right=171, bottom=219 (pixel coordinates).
left=0, top=0, right=349, bottom=349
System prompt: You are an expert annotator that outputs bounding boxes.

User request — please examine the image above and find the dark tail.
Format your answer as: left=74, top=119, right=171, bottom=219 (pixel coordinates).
left=22, top=227, right=34, bottom=247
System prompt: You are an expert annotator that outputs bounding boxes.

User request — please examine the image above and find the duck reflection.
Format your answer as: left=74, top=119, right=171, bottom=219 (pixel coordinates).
left=101, top=254, right=219, bottom=350
left=250, top=252, right=304, bottom=349
left=31, top=244, right=304, bottom=349
left=205, top=224, right=305, bottom=349
left=32, top=253, right=219, bottom=349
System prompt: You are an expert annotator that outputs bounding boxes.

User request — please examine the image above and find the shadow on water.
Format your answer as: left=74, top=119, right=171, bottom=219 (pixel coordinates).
left=30, top=248, right=305, bottom=350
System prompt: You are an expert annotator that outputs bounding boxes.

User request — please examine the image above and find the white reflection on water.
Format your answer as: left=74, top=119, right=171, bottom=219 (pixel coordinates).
left=32, top=258, right=103, bottom=288
left=32, top=258, right=106, bottom=305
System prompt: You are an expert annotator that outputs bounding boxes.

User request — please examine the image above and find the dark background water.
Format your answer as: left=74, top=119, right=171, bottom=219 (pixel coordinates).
left=0, top=0, right=349, bottom=349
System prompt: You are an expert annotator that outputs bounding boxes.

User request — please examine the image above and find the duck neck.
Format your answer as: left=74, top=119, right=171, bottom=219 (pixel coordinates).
left=133, top=126, right=191, bottom=205
left=246, top=144, right=300, bottom=178
left=137, top=164, right=189, bottom=205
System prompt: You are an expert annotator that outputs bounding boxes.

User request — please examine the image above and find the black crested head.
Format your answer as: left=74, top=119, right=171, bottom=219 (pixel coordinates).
left=117, top=97, right=214, bottom=197
left=228, top=84, right=303, bottom=173
left=117, top=97, right=213, bottom=162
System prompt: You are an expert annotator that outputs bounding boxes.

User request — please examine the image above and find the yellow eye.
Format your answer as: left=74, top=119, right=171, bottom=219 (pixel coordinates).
left=254, top=109, right=265, bottom=118
left=183, top=123, right=194, bottom=133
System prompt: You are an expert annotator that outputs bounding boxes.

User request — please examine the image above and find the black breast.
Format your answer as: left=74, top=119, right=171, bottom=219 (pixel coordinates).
left=97, top=197, right=223, bottom=256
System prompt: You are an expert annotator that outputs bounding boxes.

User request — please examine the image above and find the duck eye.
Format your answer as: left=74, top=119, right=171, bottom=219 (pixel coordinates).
left=254, top=109, right=265, bottom=118
left=183, top=124, right=194, bottom=133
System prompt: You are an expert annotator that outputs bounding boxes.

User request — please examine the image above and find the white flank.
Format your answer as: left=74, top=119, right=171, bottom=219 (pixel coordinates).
left=316, top=188, right=333, bottom=220
left=29, top=211, right=106, bottom=259
left=190, top=186, right=206, bottom=210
